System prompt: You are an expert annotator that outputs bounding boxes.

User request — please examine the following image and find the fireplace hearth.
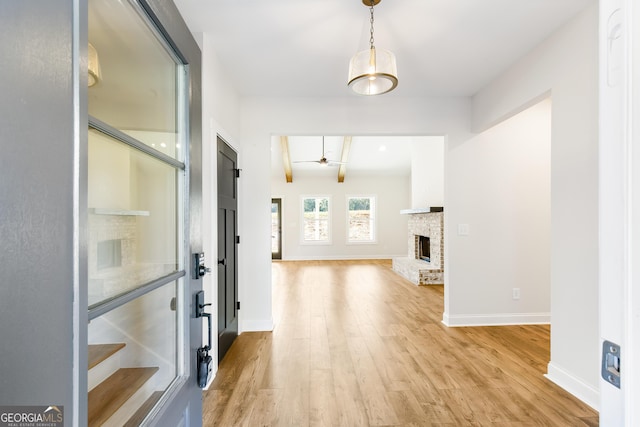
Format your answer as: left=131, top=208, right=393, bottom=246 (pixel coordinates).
left=392, top=211, right=444, bottom=285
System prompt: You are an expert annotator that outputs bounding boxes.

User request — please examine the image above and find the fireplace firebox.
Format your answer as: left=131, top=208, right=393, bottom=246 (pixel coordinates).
left=418, top=235, right=430, bottom=262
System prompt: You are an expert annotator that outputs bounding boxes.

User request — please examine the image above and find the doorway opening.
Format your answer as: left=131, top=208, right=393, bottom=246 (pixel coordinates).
left=272, top=198, right=282, bottom=260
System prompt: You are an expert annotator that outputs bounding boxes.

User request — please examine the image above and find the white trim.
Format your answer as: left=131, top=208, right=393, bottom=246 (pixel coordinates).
left=201, top=364, right=218, bottom=391
left=441, top=312, right=551, bottom=327
left=545, top=362, right=600, bottom=411
left=300, top=195, right=332, bottom=245
left=346, top=194, right=377, bottom=244
left=281, top=254, right=406, bottom=261
left=240, top=318, right=274, bottom=332
left=599, top=0, right=640, bottom=423
left=628, top=0, right=640, bottom=422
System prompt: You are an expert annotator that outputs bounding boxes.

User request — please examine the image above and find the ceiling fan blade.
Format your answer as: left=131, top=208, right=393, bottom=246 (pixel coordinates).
left=292, top=137, right=344, bottom=166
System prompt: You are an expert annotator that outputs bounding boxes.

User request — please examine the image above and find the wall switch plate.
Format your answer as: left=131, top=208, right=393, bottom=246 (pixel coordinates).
left=458, top=224, right=470, bottom=236
left=512, top=288, right=520, bottom=300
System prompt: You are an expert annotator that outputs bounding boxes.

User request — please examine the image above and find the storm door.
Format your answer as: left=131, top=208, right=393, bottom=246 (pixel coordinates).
left=86, top=0, right=202, bottom=425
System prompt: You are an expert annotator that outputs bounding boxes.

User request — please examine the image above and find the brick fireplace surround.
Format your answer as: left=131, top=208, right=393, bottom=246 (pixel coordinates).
left=392, top=210, right=444, bottom=285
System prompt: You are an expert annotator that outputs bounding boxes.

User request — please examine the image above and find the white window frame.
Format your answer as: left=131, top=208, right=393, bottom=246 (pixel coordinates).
left=346, top=194, right=377, bottom=244
left=300, top=195, right=332, bottom=245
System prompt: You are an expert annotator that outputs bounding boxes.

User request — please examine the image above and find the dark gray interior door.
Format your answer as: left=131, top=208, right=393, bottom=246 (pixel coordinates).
left=217, top=137, right=238, bottom=362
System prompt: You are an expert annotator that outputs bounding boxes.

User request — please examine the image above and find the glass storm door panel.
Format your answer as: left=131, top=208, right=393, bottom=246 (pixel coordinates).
left=88, top=0, right=183, bottom=161
left=88, top=128, right=179, bottom=307
left=87, top=0, right=194, bottom=425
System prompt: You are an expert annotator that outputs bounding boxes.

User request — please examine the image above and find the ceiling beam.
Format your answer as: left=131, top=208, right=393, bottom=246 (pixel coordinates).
left=337, top=136, right=352, bottom=183
left=280, top=136, right=293, bottom=183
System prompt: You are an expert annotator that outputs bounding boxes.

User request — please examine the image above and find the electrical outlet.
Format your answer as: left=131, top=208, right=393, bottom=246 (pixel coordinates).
left=512, top=288, right=521, bottom=300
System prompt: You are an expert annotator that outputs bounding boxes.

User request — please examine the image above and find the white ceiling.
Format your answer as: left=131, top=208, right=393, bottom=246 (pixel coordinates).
left=271, top=135, right=443, bottom=179
left=173, top=0, right=593, bottom=98
left=173, top=0, right=593, bottom=177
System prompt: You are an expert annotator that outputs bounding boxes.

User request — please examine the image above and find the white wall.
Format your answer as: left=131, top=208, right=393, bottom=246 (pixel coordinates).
left=198, top=4, right=599, bottom=410
left=272, top=174, right=410, bottom=260
left=450, top=4, right=599, bottom=408
left=199, top=33, right=242, bottom=370
left=411, top=136, right=445, bottom=209
left=240, top=96, right=472, bottom=332
left=445, top=98, right=551, bottom=324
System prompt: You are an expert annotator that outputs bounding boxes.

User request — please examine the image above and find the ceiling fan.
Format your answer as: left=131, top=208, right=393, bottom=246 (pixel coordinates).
left=293, top=136, right=346, bottom=167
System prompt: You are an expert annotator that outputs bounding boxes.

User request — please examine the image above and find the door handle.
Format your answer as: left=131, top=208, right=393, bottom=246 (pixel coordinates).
left=195, top=291, right=212, bottom=351
left=195, top=291, right=213, bottom=388
left=218, top=258, right=227, bottom=266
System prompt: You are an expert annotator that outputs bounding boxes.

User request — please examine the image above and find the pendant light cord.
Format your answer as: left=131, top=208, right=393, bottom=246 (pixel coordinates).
left=369, top=0, right=375, bottom=49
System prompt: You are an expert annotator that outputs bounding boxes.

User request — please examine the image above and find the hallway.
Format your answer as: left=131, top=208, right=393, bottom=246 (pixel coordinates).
left=203, top=260, right=598, bottom=426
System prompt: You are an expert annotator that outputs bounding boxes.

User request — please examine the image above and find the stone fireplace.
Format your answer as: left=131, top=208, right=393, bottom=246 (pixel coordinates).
left=392, top=209, right=444, bottom=285
left=87, top=208, right=175, bottom=306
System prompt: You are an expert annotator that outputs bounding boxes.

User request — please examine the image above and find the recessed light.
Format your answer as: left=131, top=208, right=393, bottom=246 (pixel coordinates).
left=379, top=145, right=387, bottom=152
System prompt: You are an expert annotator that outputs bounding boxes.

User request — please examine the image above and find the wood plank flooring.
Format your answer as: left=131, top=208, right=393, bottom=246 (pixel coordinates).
left=203, top=260, right=598, bottom=426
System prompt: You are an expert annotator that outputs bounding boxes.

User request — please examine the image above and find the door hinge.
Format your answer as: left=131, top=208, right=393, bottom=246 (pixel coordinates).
left=234, top=168, right=241, bottom=178
left=236, top=235, right=240, bottom=244
left=236, top=301, right=240, bottom=310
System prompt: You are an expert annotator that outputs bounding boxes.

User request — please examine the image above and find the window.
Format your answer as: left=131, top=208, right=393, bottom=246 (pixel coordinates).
left=87, top=0, right=187, bottom=421
left=301, top=196, right=330, bottom=243
left=347, top=196, right=376, bottom=243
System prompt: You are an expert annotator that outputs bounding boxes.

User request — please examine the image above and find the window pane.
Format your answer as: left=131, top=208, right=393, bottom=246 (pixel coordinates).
left=302, top=197, right=330, bottom=242
left=88, top=0, right=182, bottom=160
left=348, top=197, right=375, bottom=242
left=88, top=129, right=178, bottom=307
left=88, top=282, right=179, bottom=423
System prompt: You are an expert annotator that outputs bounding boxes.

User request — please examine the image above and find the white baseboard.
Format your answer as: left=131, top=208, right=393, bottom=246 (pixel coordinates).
left=281, top=254, right=405, bottom=261
left=545, top=362, right=599, bottom=411
left=202, top=365, right=218, bottom=391
left=240, top=318, right=274, bottom=332
left=442, top=312, right=551, bottom=327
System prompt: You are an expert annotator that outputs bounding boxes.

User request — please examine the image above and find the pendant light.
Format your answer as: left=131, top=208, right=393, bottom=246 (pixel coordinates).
left=348, top=0, right=398, bottom=96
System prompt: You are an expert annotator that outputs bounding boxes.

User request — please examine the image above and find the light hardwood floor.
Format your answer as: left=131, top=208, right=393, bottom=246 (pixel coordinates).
left=203, top=260, right=599, bottom=426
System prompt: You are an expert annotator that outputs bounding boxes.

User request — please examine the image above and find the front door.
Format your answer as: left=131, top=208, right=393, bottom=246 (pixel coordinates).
left=217, top=137, right=239, bottom=362
left=87, top=0, right=203, bottom=425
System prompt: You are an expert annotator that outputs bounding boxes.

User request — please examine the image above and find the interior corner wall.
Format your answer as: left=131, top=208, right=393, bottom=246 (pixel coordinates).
left=450, top=3, right=599, bottom=407
left=411, top=137, right=445, bottom=209
left=271, top=174, right=410, bottom=260
left=240, top=96, right=472, bottom=332
left=200, top=35, right=243, bottom=348
left=445, top=98, right=551, bottom=326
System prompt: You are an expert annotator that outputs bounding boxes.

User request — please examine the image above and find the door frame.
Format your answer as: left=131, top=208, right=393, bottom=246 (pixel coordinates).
left=216, top=136, right=239, bottom=363
left=598, top=0, right=639, bottom=424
